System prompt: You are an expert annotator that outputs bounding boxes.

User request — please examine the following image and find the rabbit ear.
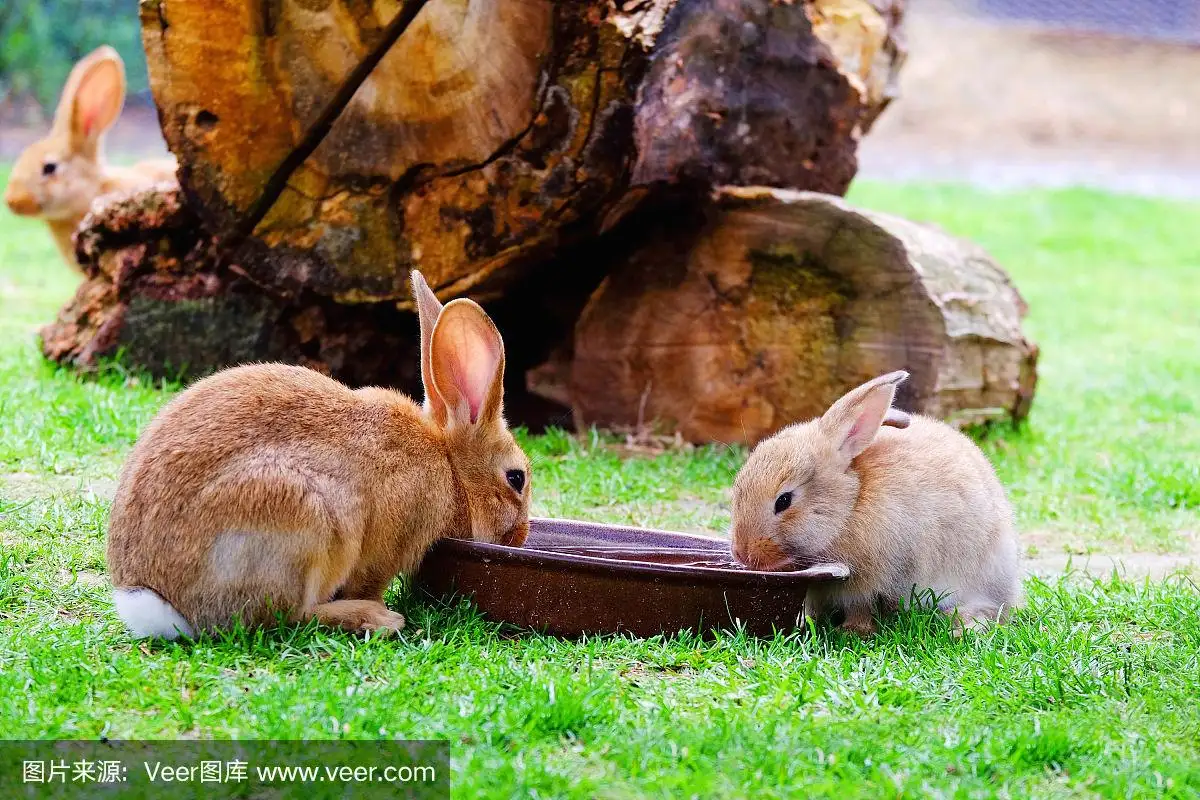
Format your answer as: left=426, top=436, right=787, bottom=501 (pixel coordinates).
left=429, top=299, right=505, bottom=429
left=820, top=371, right=909, bottom=460
left=56, top=47, right=126, bottom=157
left=410, top=270, right=448, bottom=427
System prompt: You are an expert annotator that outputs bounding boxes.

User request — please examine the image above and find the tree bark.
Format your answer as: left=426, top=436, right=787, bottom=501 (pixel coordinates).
left=565, top=187, right=1038, bottom=444
left=41, top=185, right=425, bottom=389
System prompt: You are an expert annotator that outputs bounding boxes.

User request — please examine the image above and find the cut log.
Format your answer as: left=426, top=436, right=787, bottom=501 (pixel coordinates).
left=634, top=0, right=906, bottom=194
left=139, top=0, right=903, bottom=302
left=141, top=0, right=649, bottom=302
left=566, top=187, right=1038, bottom=444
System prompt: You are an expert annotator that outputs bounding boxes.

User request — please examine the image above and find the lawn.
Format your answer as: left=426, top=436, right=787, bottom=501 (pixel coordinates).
left=1, top=169, right=1198, bottom=797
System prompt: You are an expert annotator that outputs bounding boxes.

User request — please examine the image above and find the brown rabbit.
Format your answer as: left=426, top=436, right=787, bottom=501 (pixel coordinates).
left=107, top=271, right=531, bottom=639
left=3, top=46, right=176, bottom=270
left=730, top=371, right=1020, bottom=636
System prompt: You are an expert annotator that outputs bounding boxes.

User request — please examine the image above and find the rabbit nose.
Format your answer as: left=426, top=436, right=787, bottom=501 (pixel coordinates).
left=740, top=537, right=792, bottom=571
left=501, top=521, right=528, bottom=548
left=731, top=539, right=748, bottom=564
left=4, top=186, right=41, bottom=216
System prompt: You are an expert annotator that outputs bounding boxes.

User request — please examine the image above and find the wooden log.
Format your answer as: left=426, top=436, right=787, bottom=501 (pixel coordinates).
left=140, top=0, right=645, bottom=302
left=565, top=187, right=1038, bottom=444
left=139, top=0, right=903, bottom=303
left=633, top=0, right=906, bottom=194
left=40, top=185, right=424, bottom=389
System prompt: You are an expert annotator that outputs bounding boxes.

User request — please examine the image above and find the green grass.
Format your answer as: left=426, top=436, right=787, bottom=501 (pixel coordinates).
left=2, top=166, right=1199, bottom=797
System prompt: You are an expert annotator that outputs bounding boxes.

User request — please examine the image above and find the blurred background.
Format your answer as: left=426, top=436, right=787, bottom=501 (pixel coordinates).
left=1, top=0, right=1198, bottom=198
left=860, top=0, right=1200, bottom=199
left=0, top=0, right=157, bottom=157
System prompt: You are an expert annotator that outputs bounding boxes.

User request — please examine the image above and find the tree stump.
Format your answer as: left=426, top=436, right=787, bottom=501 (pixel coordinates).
left=565, top=187, right=1038, bottom=443
left=42, top=185, right=424, bottom=389
left=31, top=1, right=1040, bottom=442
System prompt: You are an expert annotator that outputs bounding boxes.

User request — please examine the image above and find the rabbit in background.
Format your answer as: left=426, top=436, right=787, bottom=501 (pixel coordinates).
left=3, top=45, right=176, bottom=270
left=730, top=371, right=1021, bottom=637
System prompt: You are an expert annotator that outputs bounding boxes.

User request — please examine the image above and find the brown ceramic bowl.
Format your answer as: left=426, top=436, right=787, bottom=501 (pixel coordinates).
left=414, top=517, right=849, bottom=637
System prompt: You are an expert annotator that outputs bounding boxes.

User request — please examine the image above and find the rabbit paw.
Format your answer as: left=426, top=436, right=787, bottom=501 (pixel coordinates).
left=839, top=608, right=877, bottom=638
left=312, top=600, right=406, bottom=635
left=948, top=604, right=1003, bottom=638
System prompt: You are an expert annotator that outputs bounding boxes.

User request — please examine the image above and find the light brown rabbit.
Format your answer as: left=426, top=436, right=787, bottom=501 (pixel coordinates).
left=730, top=371, right=1020, bottom=636
left=3, top=46, right=176, bottom=270
left=107, top=271, right=531, bottom=639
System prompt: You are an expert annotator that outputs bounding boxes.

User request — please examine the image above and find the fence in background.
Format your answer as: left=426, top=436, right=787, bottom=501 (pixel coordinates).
left=976, top=0, right=1200, bottom=44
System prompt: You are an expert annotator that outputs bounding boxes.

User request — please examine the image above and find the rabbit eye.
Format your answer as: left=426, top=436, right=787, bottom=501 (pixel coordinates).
left=505, top=469, right=526, bottom=494
left=42, top=162, right=57, bottom=177
left=774, top=491, right=793, bottom=515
